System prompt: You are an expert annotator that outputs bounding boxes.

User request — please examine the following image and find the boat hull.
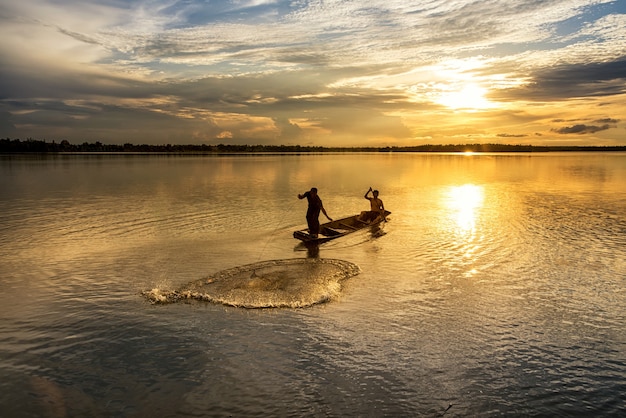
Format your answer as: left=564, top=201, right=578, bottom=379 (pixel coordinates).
left=293, top=210, right=390, bottom=243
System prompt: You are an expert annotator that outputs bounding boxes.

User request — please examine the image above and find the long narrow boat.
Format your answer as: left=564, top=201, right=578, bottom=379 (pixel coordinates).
left=293, top=210, right=391, bottom=243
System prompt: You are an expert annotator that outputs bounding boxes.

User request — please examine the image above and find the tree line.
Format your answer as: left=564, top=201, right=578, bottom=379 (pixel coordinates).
left=1, top=138, right=625, bottom=153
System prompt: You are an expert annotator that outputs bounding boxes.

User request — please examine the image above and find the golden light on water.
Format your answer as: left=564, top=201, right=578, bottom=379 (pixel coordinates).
left=443, top=184, right=486, bottom=279
left=446, top=184, right=484, bottom=233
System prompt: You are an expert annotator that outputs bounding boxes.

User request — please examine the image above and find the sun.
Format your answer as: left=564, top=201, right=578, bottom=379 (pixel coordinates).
left=436, top=83, right=495, bottom=110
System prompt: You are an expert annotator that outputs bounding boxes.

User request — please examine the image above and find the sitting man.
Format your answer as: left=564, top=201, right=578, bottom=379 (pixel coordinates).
left=358, top=187, right=386, bottom=223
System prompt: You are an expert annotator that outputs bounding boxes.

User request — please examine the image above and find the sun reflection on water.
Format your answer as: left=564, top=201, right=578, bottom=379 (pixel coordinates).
left=446, top=184, right=484, bottom=233
left=442, top=184, right=486, bottom=278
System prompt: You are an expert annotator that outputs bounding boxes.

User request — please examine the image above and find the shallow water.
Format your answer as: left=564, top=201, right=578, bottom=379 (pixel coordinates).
left=1, top=152, right=625, bottom=416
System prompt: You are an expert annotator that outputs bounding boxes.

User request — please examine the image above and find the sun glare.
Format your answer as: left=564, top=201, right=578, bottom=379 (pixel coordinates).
left=446, top=184, right=484, bottom=232
left=436, top=83, right=495, bottom=110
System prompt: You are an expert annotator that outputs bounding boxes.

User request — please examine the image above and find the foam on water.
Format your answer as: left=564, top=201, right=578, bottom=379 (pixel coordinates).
left=142, top=258, right=360, bottom=308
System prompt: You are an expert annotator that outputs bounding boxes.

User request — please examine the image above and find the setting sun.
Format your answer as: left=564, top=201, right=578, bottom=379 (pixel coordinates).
left=436, top=83, right=495, bottom=110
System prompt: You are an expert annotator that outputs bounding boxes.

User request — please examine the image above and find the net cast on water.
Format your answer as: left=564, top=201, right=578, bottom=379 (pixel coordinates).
left=142, top=258, right=360, bottom=308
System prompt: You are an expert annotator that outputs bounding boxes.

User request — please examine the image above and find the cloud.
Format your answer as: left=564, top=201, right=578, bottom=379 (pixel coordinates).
left=497, top=133, right=528, bottom=138
left=552, top=124, right=611, bottom=134
left=0, top=110, right=17, bottom=137
left=275, top=117, right=303, bottom=142
left=1, top=0, right=626, bottom=145
left=593, top=118, right=619, bottom=124
left=496, top=58, right=626, bottom=102
left=551, top=117, right=619, bottom=134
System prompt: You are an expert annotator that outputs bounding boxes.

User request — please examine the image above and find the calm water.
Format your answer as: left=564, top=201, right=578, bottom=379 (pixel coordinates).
left=1, top=152, right=625, bottom=417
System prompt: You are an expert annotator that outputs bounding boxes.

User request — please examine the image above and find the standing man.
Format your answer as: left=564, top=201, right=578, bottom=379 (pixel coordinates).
left=298, top=187, right=332, bottom=238
left=358, top=187, right=386, bottom=223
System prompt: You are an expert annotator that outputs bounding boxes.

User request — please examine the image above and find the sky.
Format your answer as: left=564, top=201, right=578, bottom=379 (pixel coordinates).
left=0, top=0, right=625, bottom=147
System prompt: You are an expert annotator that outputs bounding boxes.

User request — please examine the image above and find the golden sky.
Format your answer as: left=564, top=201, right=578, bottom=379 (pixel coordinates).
left=0, top=0, right=625, bottom=146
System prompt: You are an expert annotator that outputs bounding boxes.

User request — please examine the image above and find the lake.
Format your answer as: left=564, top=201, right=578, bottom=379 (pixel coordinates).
left=1, top=152, right=625, bottom=417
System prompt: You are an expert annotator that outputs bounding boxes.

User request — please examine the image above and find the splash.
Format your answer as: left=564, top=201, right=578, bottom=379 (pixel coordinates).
left=142, top=258, right=360, bottom=308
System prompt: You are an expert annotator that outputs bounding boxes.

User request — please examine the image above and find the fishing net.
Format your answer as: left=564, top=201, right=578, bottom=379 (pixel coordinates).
left=142, top=258, right=360, bottom=308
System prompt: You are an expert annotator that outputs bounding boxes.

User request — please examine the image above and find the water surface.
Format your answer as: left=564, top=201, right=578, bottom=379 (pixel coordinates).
left=1, top=152, right=625, bottom=416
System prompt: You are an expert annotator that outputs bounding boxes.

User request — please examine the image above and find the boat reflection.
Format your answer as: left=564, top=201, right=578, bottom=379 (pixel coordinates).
left=303, top=241, right=320, bottom=258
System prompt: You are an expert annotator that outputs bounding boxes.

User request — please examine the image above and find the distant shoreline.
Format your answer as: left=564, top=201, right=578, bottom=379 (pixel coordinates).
left=1, top=138, right=625, bottom=153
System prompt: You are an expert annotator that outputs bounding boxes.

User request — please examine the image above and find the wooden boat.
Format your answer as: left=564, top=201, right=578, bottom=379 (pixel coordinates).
left=293, top=210, right=391, bottom=243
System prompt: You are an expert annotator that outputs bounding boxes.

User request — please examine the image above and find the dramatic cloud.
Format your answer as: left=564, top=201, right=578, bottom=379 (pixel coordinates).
left=1, top=0, right=625, bottom=146
left=504, top=59, right=626, bottom=101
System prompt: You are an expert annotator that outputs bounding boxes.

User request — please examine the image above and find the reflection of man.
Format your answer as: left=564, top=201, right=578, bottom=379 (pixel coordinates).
left=358, top=187, right=386, bottom=223
left=298, top=187, right=332, bottom=238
